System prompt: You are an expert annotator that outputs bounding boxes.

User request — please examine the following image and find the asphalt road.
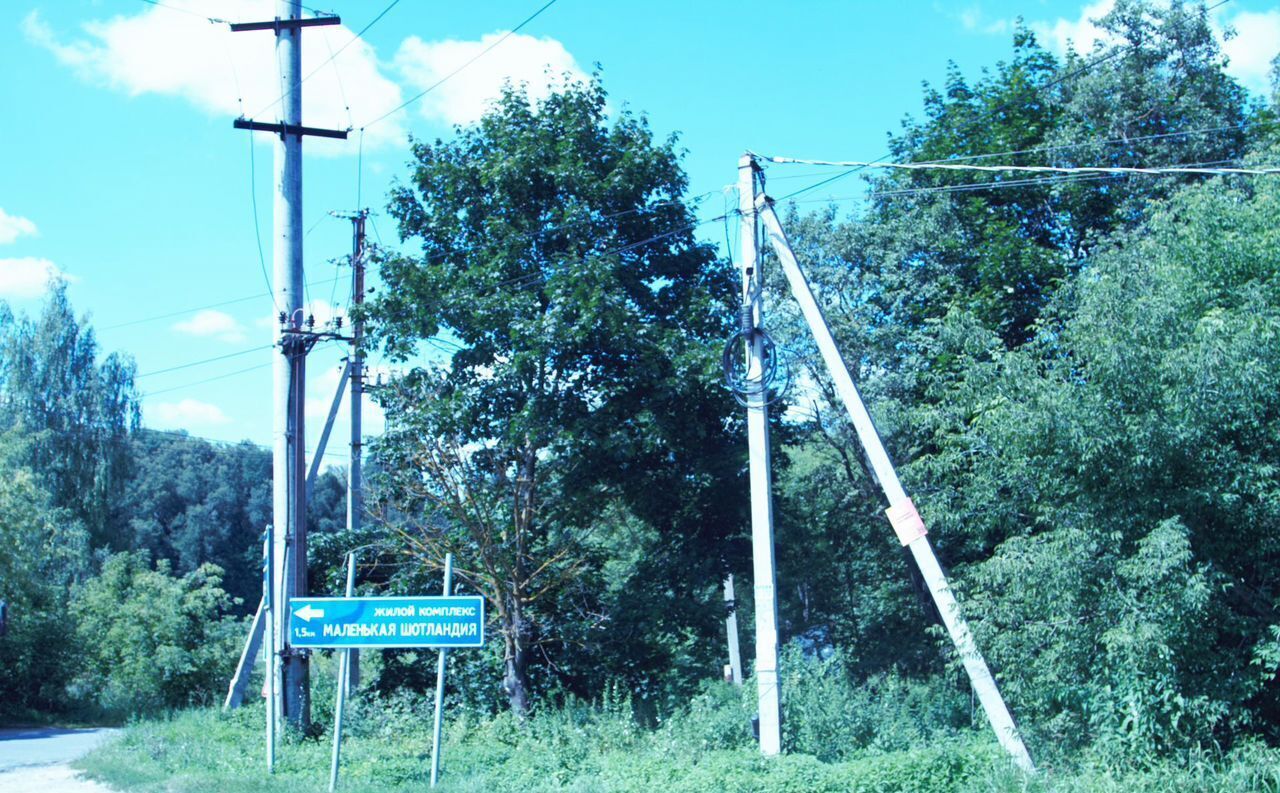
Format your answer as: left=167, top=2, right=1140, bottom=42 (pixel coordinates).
left=0, top=727, right=118, bottom=772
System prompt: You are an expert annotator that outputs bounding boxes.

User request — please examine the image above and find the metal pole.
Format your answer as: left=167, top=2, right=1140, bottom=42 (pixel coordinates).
left=724, top=575, right=743, bottom=685
left=275, top=542, right=290, bottom=735
left=738, top=154, right=782, bottom=755
left=348, top=211, right=366, bottom=541
left=264, top=526, right=276, bottom=773
left=429, top=553, right=453, bottom=787
left=757, top=196, right=1036, bottom=774
left=329, top=552, right=356, bottom=792
left=272, top=0, right=309, bottom=728
left=347, top=211, right=366, bottom=692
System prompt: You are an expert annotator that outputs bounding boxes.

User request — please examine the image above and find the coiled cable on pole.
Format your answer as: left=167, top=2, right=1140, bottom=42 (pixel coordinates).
left=721, top=305, right=789, bottom=407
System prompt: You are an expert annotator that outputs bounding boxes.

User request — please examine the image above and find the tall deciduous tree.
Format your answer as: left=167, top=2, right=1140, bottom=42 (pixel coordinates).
left=0, top=282, right=140, bottom=547
left=368, top=77, right=742, bottom=715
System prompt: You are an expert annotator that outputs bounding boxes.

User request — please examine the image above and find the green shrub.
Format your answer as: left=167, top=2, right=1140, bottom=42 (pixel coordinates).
left=69, top=551, right=246, bottom=717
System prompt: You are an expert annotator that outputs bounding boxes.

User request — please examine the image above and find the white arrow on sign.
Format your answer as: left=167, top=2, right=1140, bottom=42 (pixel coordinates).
left=296, top=604, right=325, bottom=622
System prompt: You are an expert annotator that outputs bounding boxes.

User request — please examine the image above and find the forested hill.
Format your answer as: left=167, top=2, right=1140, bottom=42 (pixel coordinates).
left=4, top=2, right=1280, bottom=783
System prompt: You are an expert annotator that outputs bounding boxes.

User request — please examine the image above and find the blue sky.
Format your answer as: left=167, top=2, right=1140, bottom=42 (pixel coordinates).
left=2, top=0, right=1276, bottom=459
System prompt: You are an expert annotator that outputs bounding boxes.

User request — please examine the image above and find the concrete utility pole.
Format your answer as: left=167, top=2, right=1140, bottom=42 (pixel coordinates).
left=754, top=185, right=1037, bottom=774
left=738, top=154, right=782, bottom=755
left=232, top=0, right=347, bottom=729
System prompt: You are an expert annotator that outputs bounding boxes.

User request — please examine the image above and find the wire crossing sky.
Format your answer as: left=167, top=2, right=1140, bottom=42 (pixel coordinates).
left=2, top=0, right=1278, bottom=452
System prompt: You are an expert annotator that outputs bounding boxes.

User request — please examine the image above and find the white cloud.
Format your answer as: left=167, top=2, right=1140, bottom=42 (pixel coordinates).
left=0, top=209, right=38, bottom=245
left=173, top=309, right=247, bottom=343
left=394, top=32, right=588, bottom=126
left=149, top=398, right=232, bottom=428
left=1021, top=1, right=1279, bottom=96
left=0, top=257, right=74, bottom=299
left=955, top=5, right=1009, bottom=35
left=1219, top=10, right=1280, bottom=95
left=1031, top=0, right=1118, bottom=55
left=22, top=3, right=406, bottom=155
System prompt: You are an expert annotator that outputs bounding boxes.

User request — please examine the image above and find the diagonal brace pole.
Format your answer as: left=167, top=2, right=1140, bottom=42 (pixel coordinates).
left=757, top=195, right=1036, bottom=774
left=306, top=361, right=351, bottom=500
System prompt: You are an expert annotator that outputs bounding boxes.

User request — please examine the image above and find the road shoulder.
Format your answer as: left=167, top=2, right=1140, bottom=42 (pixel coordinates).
left=0, top=763, right=117, bottom=792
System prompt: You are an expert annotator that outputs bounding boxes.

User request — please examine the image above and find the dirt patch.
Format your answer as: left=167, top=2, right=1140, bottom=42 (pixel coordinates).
left=0, top=763, right=116, bottom=792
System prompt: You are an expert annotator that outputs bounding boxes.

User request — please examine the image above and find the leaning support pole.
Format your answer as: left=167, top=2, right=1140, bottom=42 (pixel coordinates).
left=429, top=553, right=454, bottom=787
left=738, top=155, right=783, bottom=756
left=723, top=575, right=743, bottom=685
left=757, top=194, right=1036, bottom=774
left=307, top=361, right=351, bottom=501
left=224, top=598, right=266, bottom=711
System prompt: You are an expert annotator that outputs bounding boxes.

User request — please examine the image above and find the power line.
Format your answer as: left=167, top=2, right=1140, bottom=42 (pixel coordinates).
left=761, top=1, right=1240, bottom=205
left=754, top=155, right=1280, bottom=176
left=140, top=426, right=348, bottom=461
left=247, top=130, right=276, bottom=310
left=141, top=362, right=274, bottom=398
left=245, top=0, right=402, bottom=122
left=915, top=119, right=1277, bottom=166
left=359, top=0, right=561, bottom=130
left=136, top=345, right=273, bottom=380
left=101, top=275, right=344, bottom=331
left=136, top=0, right=227, bottom=24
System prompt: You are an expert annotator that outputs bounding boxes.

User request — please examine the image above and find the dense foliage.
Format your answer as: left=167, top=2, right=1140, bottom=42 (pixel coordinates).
left=6, top=1, right=1280, bottom=785
left=0, top=290, right=346, bottom=720
left=366, top=77, right=743, bottom=715
left=763, top=0, right=1280, bottom=766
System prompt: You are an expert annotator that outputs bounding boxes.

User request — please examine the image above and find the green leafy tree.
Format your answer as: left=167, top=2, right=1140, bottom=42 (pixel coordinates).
left=926, top=161, right=1280, bottom=758
left=761, top=0, right=1267, bottom=689
left=0, top=282, right=140, bottom=547
left=0, top=435, right=89, bottom=716
left=119, top=430, right=273, bottom=610
left=367, top=76, right=742, bottom=715
left=70, top=552, right=245, bottom=716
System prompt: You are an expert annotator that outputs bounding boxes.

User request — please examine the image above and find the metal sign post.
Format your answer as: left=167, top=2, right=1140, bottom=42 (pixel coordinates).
left=329, top=552, right=357, bottom=792
left=429, top=553, right=454, bottom=787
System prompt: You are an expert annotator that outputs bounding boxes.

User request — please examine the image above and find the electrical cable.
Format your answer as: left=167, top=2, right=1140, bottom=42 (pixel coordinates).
left=101, top=275, right=344, bottom=331
left=320, top=25, right=355, bottom=131
left=244, top=0, right=402, bottom=122
left=136, top=345, right=274, bottom=379
left=753, top=155, right=1280, bottom=176
left=247, top=130, right=277, bottom=312
left=358, top=0, right=561, bottom=130
left=136, top=0, right=227, bottom=24
left=141, top=362, right=274, bottom=397
left=759, top=0, right=1240, bottom=206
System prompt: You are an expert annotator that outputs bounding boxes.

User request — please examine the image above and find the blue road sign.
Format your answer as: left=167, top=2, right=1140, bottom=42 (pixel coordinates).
left=288, top=596, right=485, bottom=649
